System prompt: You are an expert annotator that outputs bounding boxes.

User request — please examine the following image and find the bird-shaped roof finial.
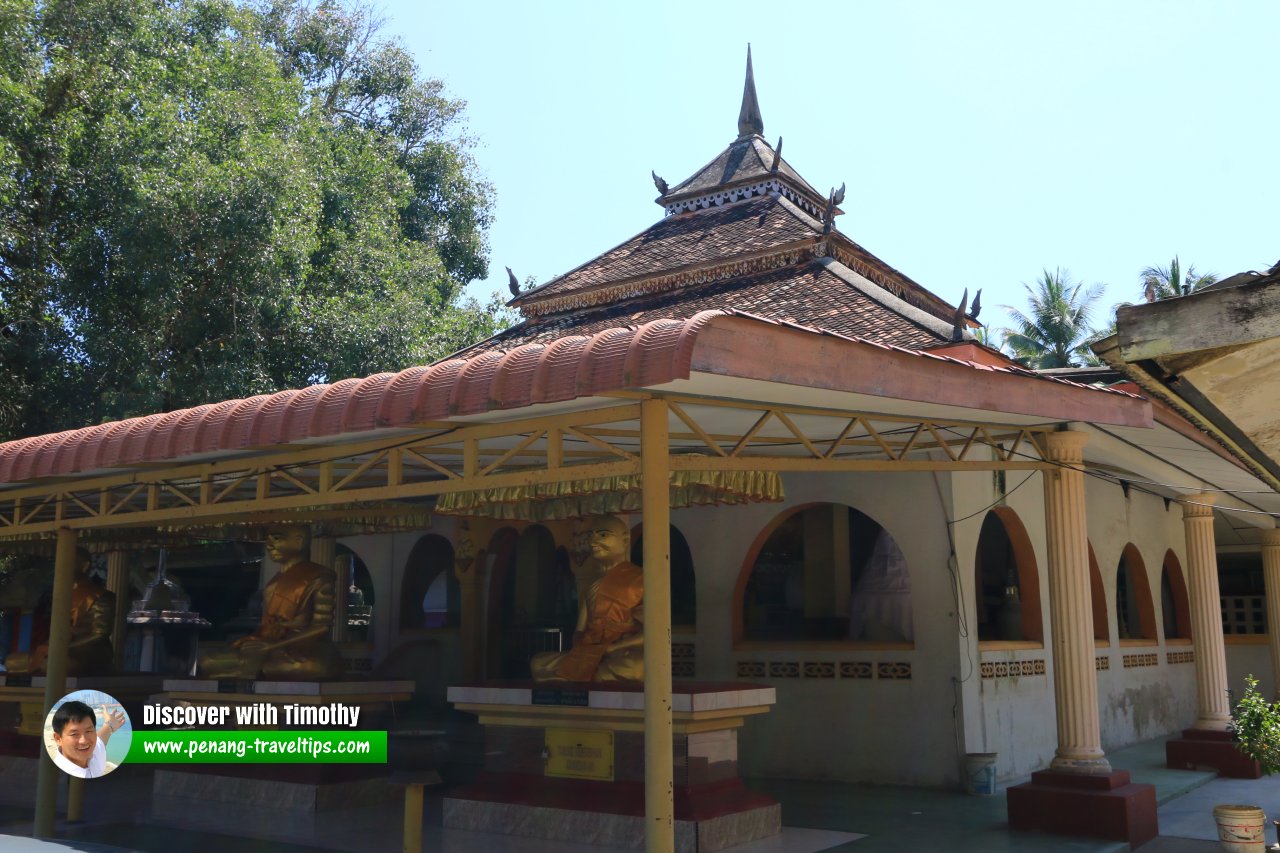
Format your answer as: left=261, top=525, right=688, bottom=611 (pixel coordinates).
left=737, top=45, right=764, bottom=139
left=506, top=266, right=520, bottom=298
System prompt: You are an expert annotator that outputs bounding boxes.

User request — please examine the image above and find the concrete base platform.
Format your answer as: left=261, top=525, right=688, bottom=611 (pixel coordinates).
left=444, top=795, right=780, bottom=853
left=1166, top=729, right=1262, bottom=779
left=153, top=767, right=396, bottom=812
left=1007, top=769, right=1157, bottom=849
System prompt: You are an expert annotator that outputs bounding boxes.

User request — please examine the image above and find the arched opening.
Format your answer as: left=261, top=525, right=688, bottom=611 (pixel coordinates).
left=1160, top=550, right=1191, bottom=640
left=335, top=544, right=374, bottom=642
left=493, top=524, right=577, bottom=678
left=399, top=534, right=458, bottom=630
left=629, top=523, right=697, bottom=628
left=974, top=507, right=1043, bottom=643
left=738, top=503, right=911, bottom=643
left=1088, top=543, right=1108, bottom=643
left=1115, top=543, right=1156, bottom=641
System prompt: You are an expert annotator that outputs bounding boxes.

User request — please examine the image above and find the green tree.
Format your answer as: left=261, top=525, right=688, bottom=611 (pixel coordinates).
left=1141, top=256, right=1217, bottom=302
left=0, top=0, right=506, bottom=441
left=1003, top=268, right=1105, bottom=369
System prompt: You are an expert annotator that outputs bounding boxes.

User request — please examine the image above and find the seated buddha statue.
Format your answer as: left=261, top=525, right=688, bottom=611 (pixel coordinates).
left=4, top=548, right=115, bottom=677
left=531, top=514, right=644, bottom=683
left=198, top=525, right=343, bottom=680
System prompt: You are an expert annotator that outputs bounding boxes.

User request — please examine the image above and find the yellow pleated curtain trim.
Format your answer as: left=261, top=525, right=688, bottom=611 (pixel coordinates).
left=434, top=470, right=783, bottom=521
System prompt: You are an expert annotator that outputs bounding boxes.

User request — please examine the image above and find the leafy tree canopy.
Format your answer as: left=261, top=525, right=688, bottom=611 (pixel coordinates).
left=0, top=0, right=510, bottom=441
left=1002, top=268, right=1105, bottom=369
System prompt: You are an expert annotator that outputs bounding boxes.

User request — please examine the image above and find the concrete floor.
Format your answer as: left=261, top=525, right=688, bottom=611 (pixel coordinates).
left=3, top=736, right=1280, bottom=852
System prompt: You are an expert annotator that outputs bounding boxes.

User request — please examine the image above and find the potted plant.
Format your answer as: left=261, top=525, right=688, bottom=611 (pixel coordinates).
left=1220, top=676, right=1277, bottom=851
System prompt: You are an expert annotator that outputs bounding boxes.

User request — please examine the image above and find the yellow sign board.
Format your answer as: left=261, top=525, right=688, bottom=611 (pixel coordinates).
left=545, top=728, right=614, bottom=781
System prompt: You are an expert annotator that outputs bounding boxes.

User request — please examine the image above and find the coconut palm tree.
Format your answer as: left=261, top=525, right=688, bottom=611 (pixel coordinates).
left=1003, top=268, right=1105, bottom=369
left=1141, top=257, right=1217, bottom=302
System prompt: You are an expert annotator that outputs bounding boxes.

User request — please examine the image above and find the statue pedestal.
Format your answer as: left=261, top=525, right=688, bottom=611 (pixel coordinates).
left=148, top=679, right=415, bottom=812
left=445, top=682, right=780, bottom=853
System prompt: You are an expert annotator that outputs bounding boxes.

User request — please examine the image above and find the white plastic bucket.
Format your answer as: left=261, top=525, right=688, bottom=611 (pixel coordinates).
left=1213, top=804, right=1266, bottom=853
left=963, top=752, right=998, bottom=796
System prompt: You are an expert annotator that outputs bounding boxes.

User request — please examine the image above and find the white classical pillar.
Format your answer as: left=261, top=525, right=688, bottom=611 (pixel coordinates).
left=640, top=398, right=674, bottom=853
left=34, top=528, right=78, bottom=837
left=1182, top=494, right=1231, bottom=730
left=1043, top=431, right=1110, bottom=774
left=1263, top=529, right=1280, bottom=697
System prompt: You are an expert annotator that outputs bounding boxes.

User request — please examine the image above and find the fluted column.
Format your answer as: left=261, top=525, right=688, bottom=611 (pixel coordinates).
left=1043, top=431, right=1110, bottom=774
left=1264, top=529, right=1280, bottom=698
left=1182, top=495, right=1230, bottom=730
left=311, top=533, right=343, bottom=642
left=453, top=526, right=483, bottom=681
left=105, top=550, right=129, bottom=669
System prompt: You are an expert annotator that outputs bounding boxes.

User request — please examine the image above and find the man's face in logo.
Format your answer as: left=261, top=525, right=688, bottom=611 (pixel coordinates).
left=54, top=715, right=97, bottom=767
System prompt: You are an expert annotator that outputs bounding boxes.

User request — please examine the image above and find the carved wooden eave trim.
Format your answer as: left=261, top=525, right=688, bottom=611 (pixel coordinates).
left=826, top=242, right=956, bottom=326
left=518, top=240, right=819, bottom=319
left=663, top=177, right=824, bottom=218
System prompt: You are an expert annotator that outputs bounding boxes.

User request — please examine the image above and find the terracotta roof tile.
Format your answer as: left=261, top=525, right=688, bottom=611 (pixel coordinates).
left=519, top=195, right=819, bottom=303
left=477, top=261, right=950, bottom=355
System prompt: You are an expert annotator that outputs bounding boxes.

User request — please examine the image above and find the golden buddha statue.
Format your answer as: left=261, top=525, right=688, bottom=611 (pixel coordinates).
left=531, top=515, right=644, bottom=683
left=198, top=526, right=343, bottom=680
left=4, top=548, right=115, bottom=676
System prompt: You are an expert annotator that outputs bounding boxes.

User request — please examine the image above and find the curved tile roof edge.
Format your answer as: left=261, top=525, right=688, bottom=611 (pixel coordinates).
left=0, top=309, right=1144, bottom=486
left=0, top=312, right=728, bottom=485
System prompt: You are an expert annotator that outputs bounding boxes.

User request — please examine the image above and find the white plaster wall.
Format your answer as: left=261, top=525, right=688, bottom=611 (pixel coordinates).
left=960, top=467, right=1060, bottom=782
left=948, top=466, right=1198, bottom=782
left=675, top=470, right=963, bottom=786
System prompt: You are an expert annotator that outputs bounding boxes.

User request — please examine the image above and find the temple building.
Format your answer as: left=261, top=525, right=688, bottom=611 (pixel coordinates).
left=2, top=50, right=1280, bottom=851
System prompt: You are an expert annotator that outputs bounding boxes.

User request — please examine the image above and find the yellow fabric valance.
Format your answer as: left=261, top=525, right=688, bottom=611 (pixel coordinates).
left=433, top=469, right=783, bottom=521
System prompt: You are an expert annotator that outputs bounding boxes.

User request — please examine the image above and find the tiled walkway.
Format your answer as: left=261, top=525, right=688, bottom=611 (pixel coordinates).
left=2, top=736, right=1278, bottom=852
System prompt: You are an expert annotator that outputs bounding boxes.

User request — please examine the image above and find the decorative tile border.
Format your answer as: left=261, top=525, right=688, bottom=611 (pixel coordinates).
left=736, top=660, right=908, bottom=680
left=768, top=661, right=801, bottom=678
left=1167, top=650, right=1194, bottom=665
left=980, top=659, right=1046, bottom=680
left=1096, top=656, right=1110, bottom=671
left=672, top=642, right=695, bottom=679
left=839, top=661, right=874, bottom=679
left=877, top=662, right=912, bottom=680
left=1122, top=653, right=1159, bottom=669
left=802, top=662, right=836, bottom=679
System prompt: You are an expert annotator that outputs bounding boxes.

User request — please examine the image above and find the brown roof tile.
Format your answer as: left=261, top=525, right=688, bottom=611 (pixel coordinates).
left=518, top=195, right=820, bottom=304
left=475, top=260, right=950, bottom=355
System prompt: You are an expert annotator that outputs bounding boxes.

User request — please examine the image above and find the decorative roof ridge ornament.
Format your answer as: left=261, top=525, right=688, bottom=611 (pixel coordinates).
left=822, top=183, right=846, bottom=235
left=770, top=137, right=783, bottom=174
left=950, top=288, right=970, bottom=342
left=652, top=170, right=669, bottom=196
left=737, top=45, right=764, bottom=139
left=506, top=266, right=521, bottom=298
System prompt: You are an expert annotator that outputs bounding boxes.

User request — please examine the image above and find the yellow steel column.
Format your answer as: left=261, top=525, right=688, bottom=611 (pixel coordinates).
left=640, top=398, right=674, bottom=853
left=66, top=777, right=85, bottom=822
left=105, top=550, right=129, bottom=670
left=34, top=527, right=78, bottom=837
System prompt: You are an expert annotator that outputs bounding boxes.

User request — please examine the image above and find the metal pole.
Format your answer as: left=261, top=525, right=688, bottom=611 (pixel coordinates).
left=640, top=399, right=674, bottom=853
left=34, top=527, right=77, bottom=837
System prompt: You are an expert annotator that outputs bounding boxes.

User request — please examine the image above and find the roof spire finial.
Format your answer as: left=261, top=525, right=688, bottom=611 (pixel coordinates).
left=737, top=45, right=764, bottom=139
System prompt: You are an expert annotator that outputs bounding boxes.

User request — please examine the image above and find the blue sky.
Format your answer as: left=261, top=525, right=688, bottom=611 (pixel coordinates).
left=380, top=1, right=1279, bottom=333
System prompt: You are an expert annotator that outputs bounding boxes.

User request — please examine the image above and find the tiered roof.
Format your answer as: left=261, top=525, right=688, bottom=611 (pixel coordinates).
left=475, top=50, right=978, bottom=359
